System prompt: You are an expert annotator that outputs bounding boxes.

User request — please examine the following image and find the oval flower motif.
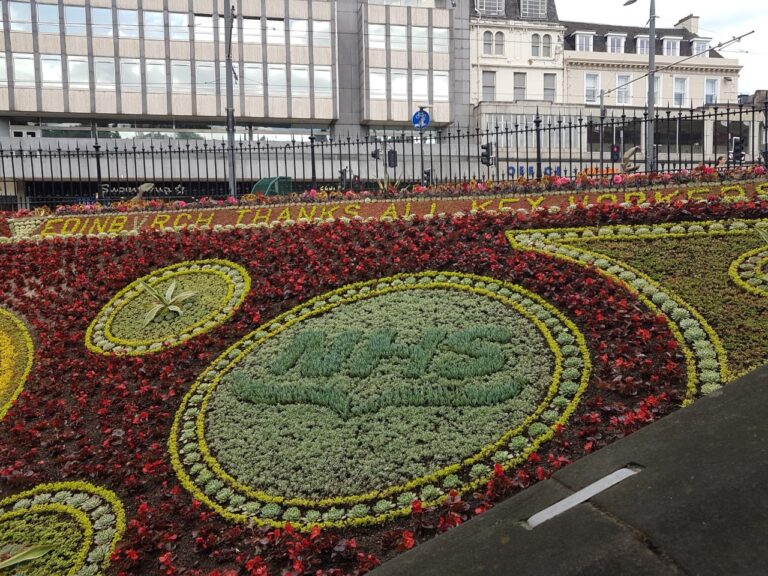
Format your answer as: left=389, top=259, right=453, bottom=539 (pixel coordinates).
left=0, top=307, right=34, bottom=421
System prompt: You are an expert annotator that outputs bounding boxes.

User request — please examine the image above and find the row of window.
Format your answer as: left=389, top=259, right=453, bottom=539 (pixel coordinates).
left=584, top=73, right=719, bottom=106
left=369, top=69, right=450, bottom=102
left=367, top=24, right=449, bottom=52
left=1, top=4, right=332, bottom=46
left=575, top=32, right=710, bottom=57
left=481, top=71, right=557, bottom=102
left=0, top=54, right=333, bottom=98
left=475, top=0, right=547, bottom=19
left=481, top=31, right=554, bottom=58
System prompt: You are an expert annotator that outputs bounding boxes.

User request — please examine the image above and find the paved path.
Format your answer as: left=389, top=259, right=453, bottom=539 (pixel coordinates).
left=372, top=366, right=768, bottom=576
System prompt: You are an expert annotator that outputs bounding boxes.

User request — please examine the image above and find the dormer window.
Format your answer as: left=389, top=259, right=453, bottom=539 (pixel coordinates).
left=574, top=31, right=595, bottom=52
left=663, top=37, right=681, bottom=56
left=692, top=39, right=711, bottom=57
left=636, top=35, right=650, bottom=55
left=476, top=0, right=505, bottom=16
left=521, top=0, right=546, bottom=19
left=606, top=33, right=626, bottom=54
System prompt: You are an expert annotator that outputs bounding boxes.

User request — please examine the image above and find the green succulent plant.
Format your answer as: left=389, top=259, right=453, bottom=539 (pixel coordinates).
left=0, top=544, right=55, bottom=569
left=139, top=280, right=197, bottom=327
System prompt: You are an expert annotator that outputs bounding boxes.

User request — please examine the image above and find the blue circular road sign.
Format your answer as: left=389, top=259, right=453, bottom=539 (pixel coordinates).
left=412, top=109, right=430, bottom=130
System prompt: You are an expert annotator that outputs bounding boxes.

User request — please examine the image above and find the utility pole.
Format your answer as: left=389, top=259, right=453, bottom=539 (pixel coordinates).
left=224, top=4, right=237, bottom=197
left=647, top=0, right=656, bottom=173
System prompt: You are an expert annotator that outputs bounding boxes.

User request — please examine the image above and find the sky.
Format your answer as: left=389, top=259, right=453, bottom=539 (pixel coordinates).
left=556, top=0, right=766, bottom=96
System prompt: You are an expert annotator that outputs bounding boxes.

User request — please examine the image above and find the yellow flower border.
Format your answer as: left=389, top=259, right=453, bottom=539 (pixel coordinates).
left=0, top=307, right=35, bottom=421
left=169, top=271, right=591, bottom=530
left=85, top=259, right=251, bottom=356
left=0, top=481, right=126, bottom=574
left=729, top=246, right=768, bottom=298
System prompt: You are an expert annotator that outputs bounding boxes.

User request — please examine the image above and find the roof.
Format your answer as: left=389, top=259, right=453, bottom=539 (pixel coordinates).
left=560, top=20, right=723, bottom=58
left=473, top=0, right=559, bottom=22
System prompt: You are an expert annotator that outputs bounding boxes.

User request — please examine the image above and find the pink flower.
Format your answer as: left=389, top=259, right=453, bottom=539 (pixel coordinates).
left=612, top=174, right=624, bottom=186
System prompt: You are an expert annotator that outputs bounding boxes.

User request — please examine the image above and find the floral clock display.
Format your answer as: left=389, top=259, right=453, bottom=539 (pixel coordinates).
left=85, top=259, right=251, bottom=356
left=170, top=272, right=591, bottom=529
left=0, top=307, right=34, bottom=421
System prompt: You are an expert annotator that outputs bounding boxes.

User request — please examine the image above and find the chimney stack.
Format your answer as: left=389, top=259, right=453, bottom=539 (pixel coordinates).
left=674, top=14, right=700, bottom=35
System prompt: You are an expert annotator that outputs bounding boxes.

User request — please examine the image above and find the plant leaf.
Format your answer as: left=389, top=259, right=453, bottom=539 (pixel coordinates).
left=139, top=281, right=164, bottom=303
left=167, top=305, right=184, bottom=317
left=144, top=304, right=165, bottom=327
left=0, top=545, right=55, bottom=569
left=164, top=281, right=178, bottom=303
left=169, top=291, right=197, bottom=305
left=757, top=228, right=768, bottom=245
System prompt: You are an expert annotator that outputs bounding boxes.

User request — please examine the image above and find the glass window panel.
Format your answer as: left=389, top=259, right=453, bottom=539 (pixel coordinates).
left=266, top=19, right=285, bottom=44
left=40, top=55, right=62, bottom=87
left=314, top=66, right=332, bottom=98
left=244, top=63, right=263, bottom=96
left=483, top=31, right=493, bottom=55
left=92, top=8, right=113, bottom=37
left=94, top=58, right=115, bottom=89
left=243, top=18, right=261, bottom=44
left=369, top=24, right=386, bottom=50
left=637, top=37, right=649, bottom=55
left=495, top=32, right=505, bottom=55
left=674, top=77, right=687, bottom=106
left=196, top=62, right=215, bottom=94
left=705, top=79, right=718, bottom=105
left=146, top=59, right=166, bottom=93
left=0, top=55, right=7, bottom=85
left=290, top=20, right=308, bottom=45
left=369, top=68, right=386, bottom=100
left=482, top=71, right=495, bottom=101
left=268, top=64, right=286, bottom=96
left=118, top=10, right=139, bottom=38
left=144, top=11, right=165, bottom=40
left=37, top=4, right=60, bottom=35
left=585, top=73, right=599, bottom=103
left=433, top=28, right=449, bottom=53
left=532, top=34, right=540, bottom=57
left=433, top=71, right=449, bottom=102
left=542, top=34, right=551, bottom=57
left=391, top=69, right=408, bottom=100
left=68, top=56, right=89, bottom=89
left=171, top=61, right=191, bottom=93
left=121, top=58, right=141, bottom=92
left=13, top=54, right=35, bottom=86
left=521, top=0, right=546, bottom=19
left=412, top=70, right=428, bottom=102
left=169, top=13, right=189, bottom=41
left=194, top=15, right=214, bottom=43
left=412, top=27, right=428, bottom=52
left=616, top=74, right=631, bottom=104
left=291, top=65, right=310, bottom=97
left=390, top=25, right=407, bottom=51
left=9, top=2, right=32, bottom=33
left=543, top=73, right=556, bottom=102
left=514, top=72, right=526, bottom=100
left=313, top=21, right=331, bottom=47
left=64, top=6, right=87, bottom=36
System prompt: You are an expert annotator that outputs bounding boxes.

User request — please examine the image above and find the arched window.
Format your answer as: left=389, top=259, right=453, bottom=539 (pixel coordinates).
left=494, top=31, right=505, bottom=55
left=531, top=33, right=541, bottom=57
left=483, top=31, right=493, bottom=55
left=542, top=34, right=552, bottom=57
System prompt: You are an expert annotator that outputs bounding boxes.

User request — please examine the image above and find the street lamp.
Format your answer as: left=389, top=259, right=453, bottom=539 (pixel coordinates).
left=624, top=0, right=656, bottom=173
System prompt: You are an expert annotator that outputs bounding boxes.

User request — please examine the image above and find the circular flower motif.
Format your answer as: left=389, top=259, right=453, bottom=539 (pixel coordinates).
left=730, top=246, right=768, bottom=297
left=0, top=307, right=34, bottom=421
left=86, top=260, right=250, bottom=355
left=170, top=272, right=590, bottom=529
left=0, top=482, right=125, bottom=576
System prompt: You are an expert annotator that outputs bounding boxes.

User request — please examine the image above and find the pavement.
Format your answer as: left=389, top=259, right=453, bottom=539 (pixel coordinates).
left=371, top=366, right=768, bottom=576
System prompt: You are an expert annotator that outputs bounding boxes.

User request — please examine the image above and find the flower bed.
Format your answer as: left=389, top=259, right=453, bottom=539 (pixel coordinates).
left=1, top=196, right=768, bottom=574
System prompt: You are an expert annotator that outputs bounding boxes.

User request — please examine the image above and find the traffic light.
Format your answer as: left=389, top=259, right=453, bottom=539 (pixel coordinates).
left=387, top=149, right=398, bottom=168
left=422, top=169, right=433, bottom=186
left=732, top=137, right=744, bottom=161
left=610, top=144, right=621, bottom=163
left=371, top=149, right=380, bottom=160
left=480, top=142, right=494, bottom=166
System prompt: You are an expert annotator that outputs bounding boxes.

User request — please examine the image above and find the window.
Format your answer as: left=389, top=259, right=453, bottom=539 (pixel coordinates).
left=495, top=32, right=504, bottom=55
left=243, top=63, right=263, bottom=96
left=391, top=69, right=408, bottom=100
left=651, top=75, right=660, bottom=103
left=268, top=64, right=286, bottom=96
left=313, top=21, right=332, bottom=47
left=476, top=0, right=504, bottom=16
left=13, top=54, right=36, bottom=86
left=146, top=60, right=166, bottom=93
left=9, top=2, right=32, bottom=33
left=194, top=15, right=214, bottom=43
left=607, top=35, right=625, bottom=54
left=92, top=8, right=113, bottom=37
left=144, top=11, right=165, bottom=41
left=433, top=28, right=449, bottom=53
left=368, top=24, right=386, bottom=50
left=531, top=34, right=541, bottom=57
left=636, top=36, right=649, bottom=55
left=673, top=77, right=687, bottom=106
left=521, top=0, right=546, bottom=19
left=266, top=19, right=285, bottom=44
left=0, top=55, right=6, bottom=85
left=482, top=71, right=495, bottom=101
left=576, top=33, right=593, bottom=52
left=118, top=10, right=139, bottom=38
left=291, top=65, right=310, bottom=97
left=616, top=74, right=631, bottom=105
left=37, top=4, right=60, bottom=35
left=218, top=16, right=226, bottom=45
left=314, top=66, right=332, bottom=98
left=514, top=72, right=526, bottom=100
left=412, top=28, right=428, bottom=52
left=67, top=56, right=90, bottom=89
left=171, top=62, right=191, bottom=93
left=543, top=73, right=556, bottom=102
left=64, top=6, right=87, bottom=36
left=169, top=13, right=189, bottom=41
left=693, top=40, right=710, bottom=56
left=412, top=70, right=428, bottom=102
left=542, top=34, right=552, bottom=57
left=369, top=68, right=386, bottom=99
left=663, top=38, right=680, bottom=56
left=705, top=78, right=718, bottom=105
left=483, top=31, right=493, bottom=55
left=40, top=55, right=63, bottom=88
left=242, top=18, right=261, bottom=44
left=94, top=58, right=115, bottom=89
left=195, top=61, right=215, bottom=94
left=121, top=58, right=141, bottom=92
left=585, top=73, right=600, bottom=103
left=434, top=71, right=449, bottom=102
left=390, top=25, right=407, bottom=51
left=290, top=20, right=308, bottom=45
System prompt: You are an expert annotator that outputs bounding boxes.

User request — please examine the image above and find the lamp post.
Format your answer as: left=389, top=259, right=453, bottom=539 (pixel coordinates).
left=224, top=4, right=237, bottom=197
left=624, top=0, right=656, bottom=173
